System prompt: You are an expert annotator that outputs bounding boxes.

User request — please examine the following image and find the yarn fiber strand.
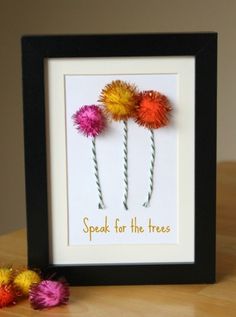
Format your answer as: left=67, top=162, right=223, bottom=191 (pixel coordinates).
left=92, top=137, right=105, bottom=209
left=123, top=120, right=128, bottom=210
left=143, top=129, right=156, bottom=207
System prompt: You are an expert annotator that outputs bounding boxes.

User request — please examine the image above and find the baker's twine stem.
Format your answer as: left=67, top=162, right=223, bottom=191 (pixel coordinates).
left=92, top=137, right=105, bottom=209
left=123, top=120, right=128, bottom=210
left=143, top=129, right=156, bottom=207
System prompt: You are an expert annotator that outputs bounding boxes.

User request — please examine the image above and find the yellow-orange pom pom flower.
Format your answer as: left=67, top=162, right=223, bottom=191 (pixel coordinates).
left=135, top=91, right=171, bottom=129
left=99, top=80, right=139, bottom=121
left=13, top=270, right=41, bottom=296
left=0, top=268, right=12, bottom=285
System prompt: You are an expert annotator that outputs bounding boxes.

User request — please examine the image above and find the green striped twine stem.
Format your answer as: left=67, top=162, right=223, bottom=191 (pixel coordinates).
left=143, top=129, right=156, bottom=207
left=123, top=120, right=128, bottom=210
left=92, top=137, right=105, bottom=209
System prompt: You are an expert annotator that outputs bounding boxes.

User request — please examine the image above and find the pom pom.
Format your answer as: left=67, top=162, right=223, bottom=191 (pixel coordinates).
left=13, top=270, right=41, bottom=296
left=135, top=91, right=171, bottom=129
left=29, top=280, right=70, bottom=310
left=72, top=105, right=106, bottom=137
left=0, top=284, right=16, bottom=308
left=0, top=268, right=12, bottom=285
left=99, top=80, right=139, bottom=121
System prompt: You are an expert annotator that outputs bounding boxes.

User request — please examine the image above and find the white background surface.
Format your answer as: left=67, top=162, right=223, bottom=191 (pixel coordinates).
left=65, top=74, right=177, bottom=245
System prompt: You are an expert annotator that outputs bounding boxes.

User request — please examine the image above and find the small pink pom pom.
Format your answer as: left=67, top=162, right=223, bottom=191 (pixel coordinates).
left=29, top=280, right=69, bottom=310
left=72, top=105, right=106, bottom=137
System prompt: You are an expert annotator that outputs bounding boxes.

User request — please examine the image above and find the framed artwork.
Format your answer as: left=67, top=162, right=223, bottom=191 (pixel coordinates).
left=22, top=33, right=217, bottom=285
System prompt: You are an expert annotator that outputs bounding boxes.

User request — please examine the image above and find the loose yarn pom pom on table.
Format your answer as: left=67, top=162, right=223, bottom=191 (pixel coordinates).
left=135, top=91, right=171, bottom=129
left=0, top=268, right=13, bottom=285
left=0, top=284, right=16, bottom=308
left=99, top=80, right=139, bottom=121
left=29, top=280, right=70, bottom=310
left=13, top=270, right=41, bottom=296
left=72, top=105, right=106, bottom=137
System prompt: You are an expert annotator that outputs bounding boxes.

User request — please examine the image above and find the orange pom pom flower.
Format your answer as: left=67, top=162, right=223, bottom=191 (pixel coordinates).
left=135, top=91, right=171, bottom=129
left=135, top=90, right=172, bottom=207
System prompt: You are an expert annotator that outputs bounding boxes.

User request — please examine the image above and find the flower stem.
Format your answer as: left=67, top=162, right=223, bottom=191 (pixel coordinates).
left=143, top=129, right=155, bottom=207
left=92, top=137, right=105, bottom=209
left=123, top=120, right=128, bottom=210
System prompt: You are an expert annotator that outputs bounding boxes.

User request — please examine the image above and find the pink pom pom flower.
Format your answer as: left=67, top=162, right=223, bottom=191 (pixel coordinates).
left=72, top=104, right=106, bottom=209
left=29, top=280, right=69, bottom=310
left=72, top=105, right=106, bottom=137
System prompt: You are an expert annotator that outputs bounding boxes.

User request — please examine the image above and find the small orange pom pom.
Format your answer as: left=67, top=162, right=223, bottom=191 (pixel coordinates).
left=135, top=91, right=171, bottom=129
left=0, top=284, right=15, bottom=308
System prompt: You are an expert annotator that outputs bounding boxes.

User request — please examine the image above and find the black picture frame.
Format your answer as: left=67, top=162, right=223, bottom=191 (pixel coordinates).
left=22, top=33, right=217, bottom=285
